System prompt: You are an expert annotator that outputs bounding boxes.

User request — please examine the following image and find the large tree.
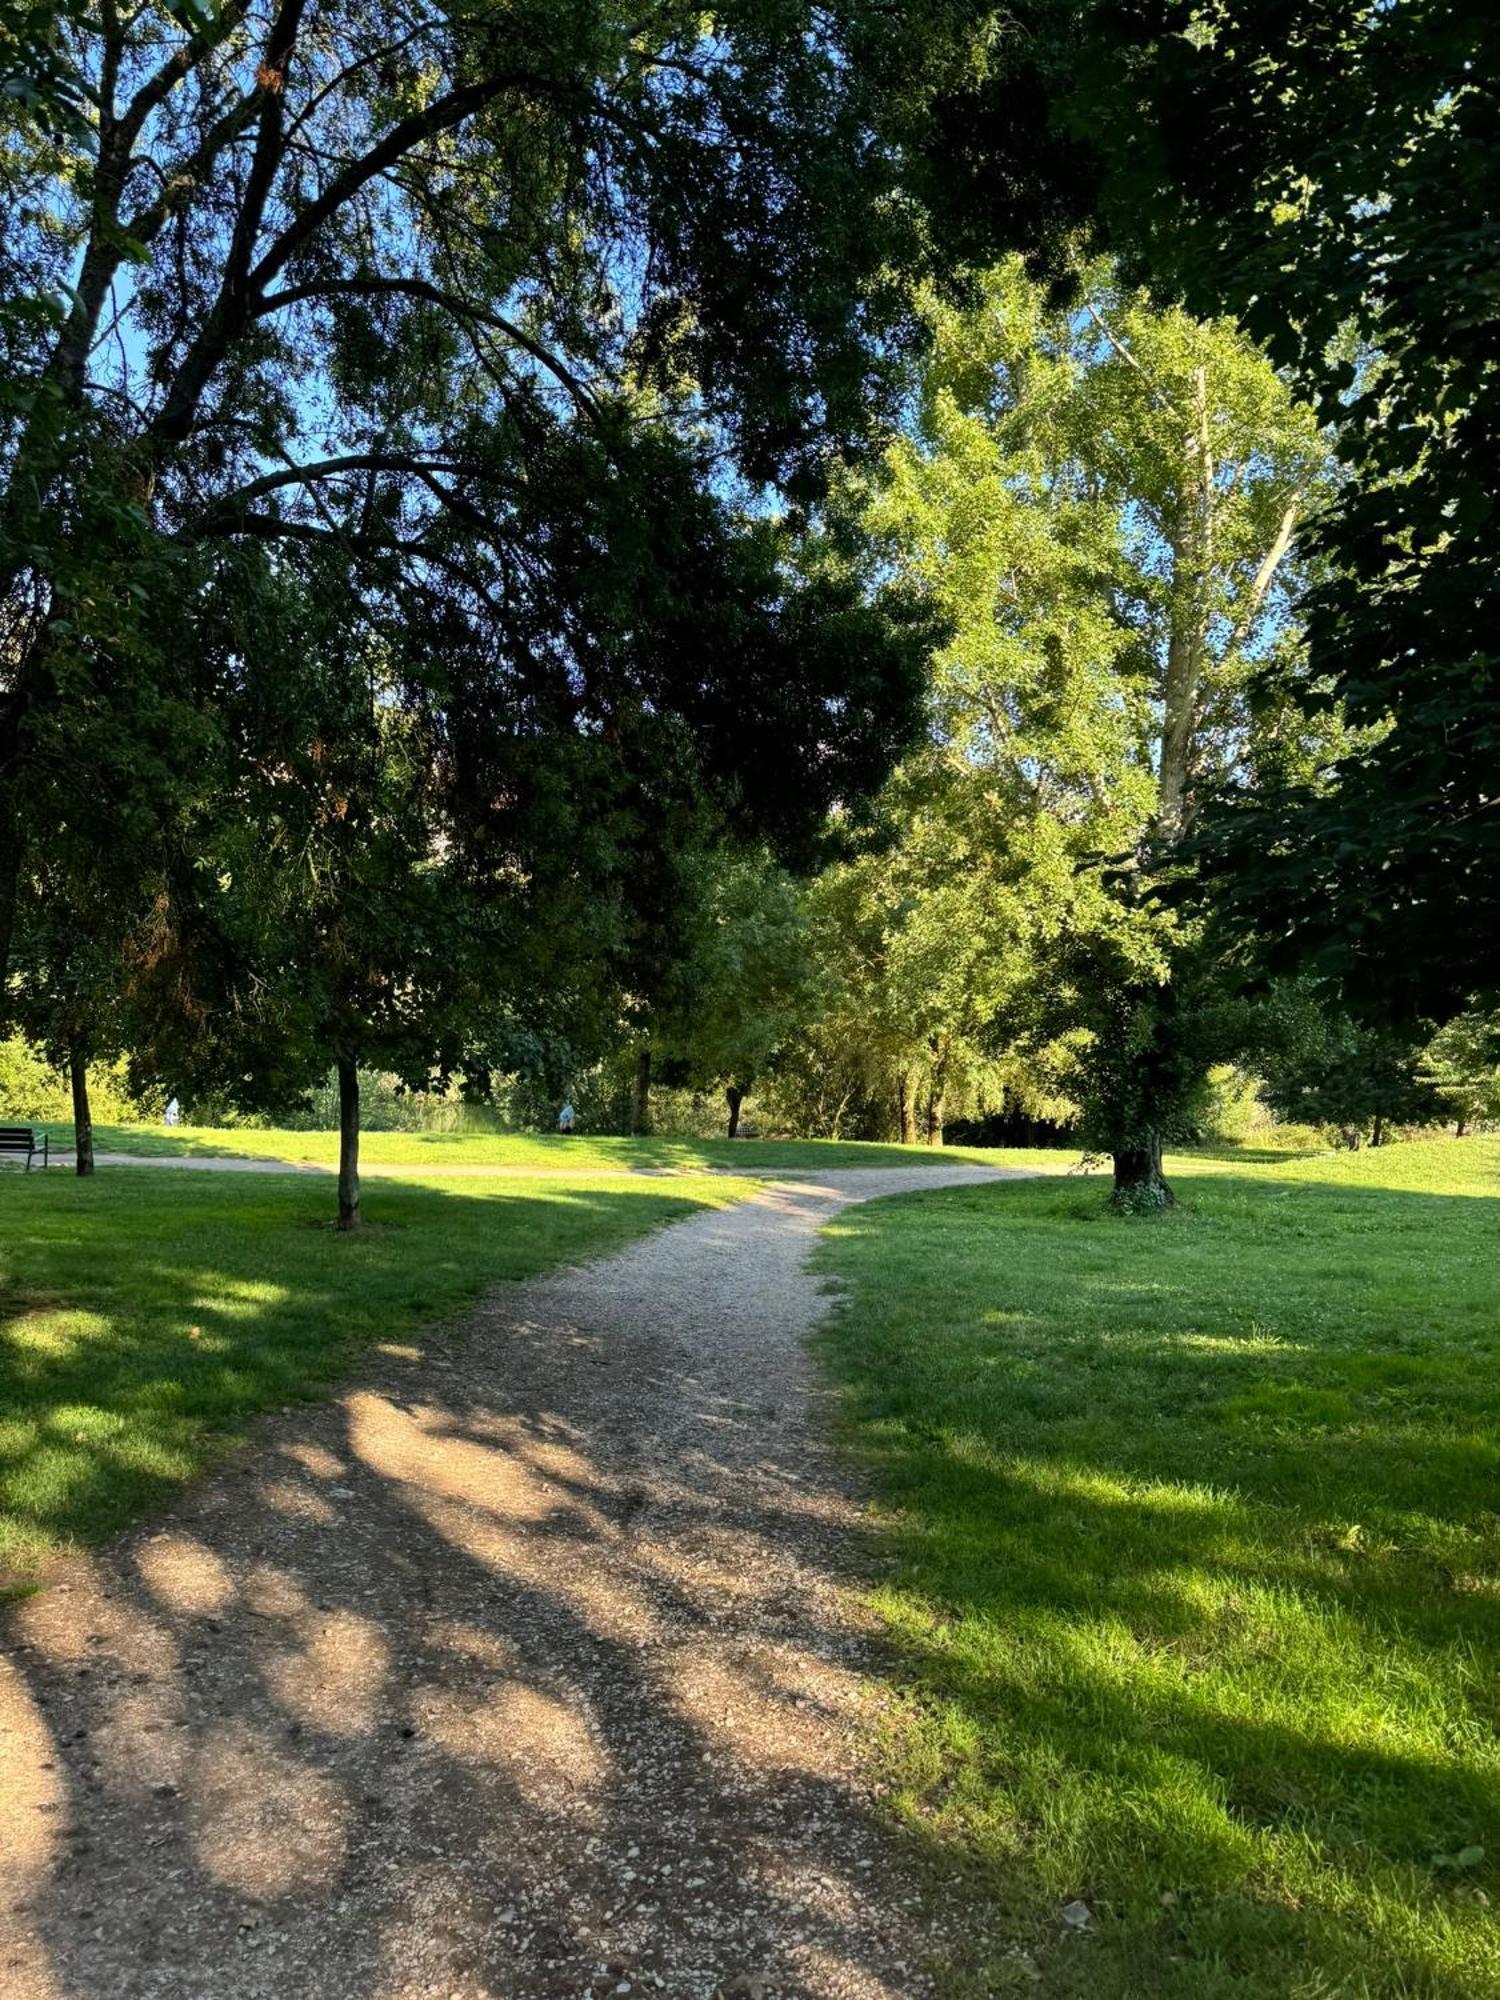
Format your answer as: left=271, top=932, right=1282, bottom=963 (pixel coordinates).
left=847, top=262, right=1332, bottom=1201
left=0, top=0, right=941, bottom=990
left=99, top=435, right=933, bottom=1222
left=907, top=0, right=1499, bottom=1022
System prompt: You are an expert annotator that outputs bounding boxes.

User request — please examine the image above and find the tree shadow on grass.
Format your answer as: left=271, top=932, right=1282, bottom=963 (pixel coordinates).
left=0, top=1173, right=988, bottom=1999
left=818, top=1170, right=1500, bottom=1997
left=0, top=1171, right=735, bottom=1571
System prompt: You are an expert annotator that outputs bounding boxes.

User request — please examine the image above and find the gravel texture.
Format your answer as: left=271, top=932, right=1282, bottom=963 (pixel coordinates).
left=1, top=1165, right=1018, bottom=2000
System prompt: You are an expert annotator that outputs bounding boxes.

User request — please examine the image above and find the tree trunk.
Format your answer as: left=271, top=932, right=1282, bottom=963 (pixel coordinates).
left=1456, top=1118, right=1470, bottom=1138
left=336, top=1057, right=361, bottom=1231
left=1371, top=1112, right=1386, bottom=1148
left=631, top=1047, right=652, bottom=1136
left=725, top=1083, right=744, bottom=1140
left=1111, top=1139, right=1174, bottom=1212
left=925, top=1088, right=944, bottom=1148
left=0, top=812, right=22, bottom=995
left=70, top=1054, right=94, bottom=1177
left=897, top=1071, right=917, bottom=1146
left=1156, top=365, right=1214, bottom=841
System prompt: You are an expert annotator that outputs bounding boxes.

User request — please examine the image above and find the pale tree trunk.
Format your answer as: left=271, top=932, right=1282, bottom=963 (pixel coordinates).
left=1156, top=364, right=1214, bottom=842
left=71, top=1055, right=94, bottom=1177
left=925, top=1038, right=948, bottom=1148
left=1109, top=367, right=1210, bottom=1205
left=725, top=1083, right=744, bottom=1139
left=631, top=1047, right=652, bottom=1136
left=897, top=1071, right=917, bottom=1146
left=336, top=1057, right=360, bottom=1231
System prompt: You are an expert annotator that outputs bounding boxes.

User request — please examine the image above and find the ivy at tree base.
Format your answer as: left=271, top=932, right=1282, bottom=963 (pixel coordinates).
left=1109, top=1145, right=1175, bottom=1215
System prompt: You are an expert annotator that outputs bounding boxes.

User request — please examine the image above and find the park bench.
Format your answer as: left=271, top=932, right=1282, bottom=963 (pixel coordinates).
left=0, top=1125, right=49, bottom=1170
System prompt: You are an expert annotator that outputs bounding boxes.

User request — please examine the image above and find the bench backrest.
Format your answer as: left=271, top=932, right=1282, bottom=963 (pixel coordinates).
left=0, top=1128, right=38, bottom=1150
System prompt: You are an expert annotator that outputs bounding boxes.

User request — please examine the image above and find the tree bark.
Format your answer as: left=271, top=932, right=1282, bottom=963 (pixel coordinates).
left=1371, top=1112, right=1386, bottom=1148
left=1157, top=365, right=1213, bottom=841
left=725, top=1083, right=744, bottom=1140
left=1111, top=1138, right=1174, bottom=1211
left=925, top=1088, right=944, bottom=1148
left=631, top=1047, right=652, bottom=1137
left=0, top=816, right=21, bottom=995
left=1456, top=1118, right=1470, bottom=1138
left=336, top=1056, right=360, bottom=1231
left=897, top=1071, right=917, bottom=1146
left=70, top=1055, right=94, bottom=1177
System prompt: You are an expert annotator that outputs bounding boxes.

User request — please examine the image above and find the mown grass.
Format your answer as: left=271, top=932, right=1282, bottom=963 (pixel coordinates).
left=0, top=1164, right=754, bottom=1579
left=815, top=1137, right=1500, bottom=1998
left=34, top=1120, right=1085, bottom=1173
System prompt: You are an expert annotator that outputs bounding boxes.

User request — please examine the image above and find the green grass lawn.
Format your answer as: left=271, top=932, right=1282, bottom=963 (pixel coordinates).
left=34, top=1119, right=1080, bottom=1173
left=815, top=1136, right=1500, bottom=1998
left=0, top=1164, right=755, bottom=1580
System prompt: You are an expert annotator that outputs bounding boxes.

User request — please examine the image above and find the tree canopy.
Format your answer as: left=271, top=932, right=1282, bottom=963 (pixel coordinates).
left=909, top=0, right=1499, bottom=1018
left=816, top=260, right=1334, bottom=1193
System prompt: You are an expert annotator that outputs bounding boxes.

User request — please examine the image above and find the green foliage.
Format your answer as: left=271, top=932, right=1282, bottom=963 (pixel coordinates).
left=645, top=846, right=817, bottom=1112
left=0, top=1036, right=142, bottom=1124
left=1258, top=982, right=1441, bottom=1143
left=826, top=260, right=1333, bottom=1174
left=921, top=0, right=1500, bottom=1017
left=1, top=0, right=942, bottom=1139
left=1422, top=1013, right=1500, bottom=1133
left=817, top=1139, right=1500, bottom=1995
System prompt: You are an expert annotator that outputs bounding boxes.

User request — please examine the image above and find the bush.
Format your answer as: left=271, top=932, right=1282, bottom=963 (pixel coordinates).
left=0, top=1038, right=153, bottom=1124
left=179, top=1069, right=511, bottom=1134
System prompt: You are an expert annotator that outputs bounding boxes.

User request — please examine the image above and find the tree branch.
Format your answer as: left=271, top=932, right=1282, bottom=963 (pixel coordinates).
left=1222, top=496, right=1300, bottom=661
left=149, top=70, right=548, bottom=451
left=120, top=84, right=267, bottom=247
left=186, top=510, right=501, bottom=599
left=116, top=2, right=252, bottom=156
left=188, top=452, right=501, bottom=524
left=254, top=277, right=602, bottom=415
left=247, top=74, right=537, bottom=294
left=1086, top=304, right=1181, bottom=421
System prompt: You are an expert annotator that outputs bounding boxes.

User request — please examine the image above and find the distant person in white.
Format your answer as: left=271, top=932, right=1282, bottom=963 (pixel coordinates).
left=163, top=1098, right=181, bottom=1127
left=557, top=1100, right=576, bottom=1135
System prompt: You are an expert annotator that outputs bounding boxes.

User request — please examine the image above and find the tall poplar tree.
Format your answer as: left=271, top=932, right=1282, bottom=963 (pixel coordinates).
left=848, top=262, right=1334, bottom=1201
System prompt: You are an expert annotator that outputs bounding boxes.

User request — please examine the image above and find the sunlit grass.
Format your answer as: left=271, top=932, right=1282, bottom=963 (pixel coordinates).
left=815, top=1136, right=1500, bottom=1997
left=35, top=1120, right=1090, bottom=1174
left=0, top=1166, right=755, bottom=1579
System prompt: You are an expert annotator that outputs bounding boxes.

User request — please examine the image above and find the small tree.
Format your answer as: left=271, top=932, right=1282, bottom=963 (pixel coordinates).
left=1258, top=985, right=1439, bottom=1148
left=1422, top=1013, right=1500, bottom=1137
left=654, top=849, right=815, bottom=1137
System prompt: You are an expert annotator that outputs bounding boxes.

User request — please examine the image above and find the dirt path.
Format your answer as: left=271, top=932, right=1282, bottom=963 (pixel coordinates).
left=2, top=1165, right=1020, bottom=2000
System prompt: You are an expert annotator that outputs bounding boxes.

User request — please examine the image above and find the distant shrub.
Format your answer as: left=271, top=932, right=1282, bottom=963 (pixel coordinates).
left=0, top=1037, right=152, bottom=1124
left=179, top=1070, right=510, bottom=1133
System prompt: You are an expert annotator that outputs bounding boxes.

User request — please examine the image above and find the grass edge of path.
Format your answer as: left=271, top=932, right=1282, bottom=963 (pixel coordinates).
left=810, top=1139, right=1500, bottom=1999
left=1, top=1166, right=760, bottom=1585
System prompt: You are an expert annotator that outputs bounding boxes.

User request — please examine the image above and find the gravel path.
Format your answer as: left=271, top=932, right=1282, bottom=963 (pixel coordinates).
left=2, top=1165, right=1021, bottom=2000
